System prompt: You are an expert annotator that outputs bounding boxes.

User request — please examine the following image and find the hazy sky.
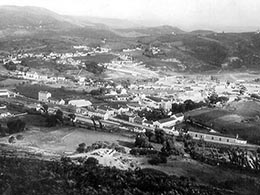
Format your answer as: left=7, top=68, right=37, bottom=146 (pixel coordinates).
left=0, top=0, right=260, bottom=31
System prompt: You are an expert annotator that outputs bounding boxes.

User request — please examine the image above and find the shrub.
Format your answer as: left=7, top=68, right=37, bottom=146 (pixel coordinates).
left=130, top=148, right=158, bottom=156
left=84, top=157, right=99, bottom=166
left=16, top=134, right=24, bottom=140
left=148, top=155, right=162, bottom=165
left=76, top=143, right=86, bottom=153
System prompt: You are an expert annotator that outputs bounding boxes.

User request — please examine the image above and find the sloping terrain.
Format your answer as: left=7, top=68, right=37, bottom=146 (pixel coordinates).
left=2, top=5, right=260, bottom=73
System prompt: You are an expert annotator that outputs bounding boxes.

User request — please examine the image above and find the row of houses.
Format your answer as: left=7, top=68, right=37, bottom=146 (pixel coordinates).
left=129, top=113, right=184, bottom=130
left=187, top=130, right=247, bottom=145
left=15, top=71, right=66, bottom=82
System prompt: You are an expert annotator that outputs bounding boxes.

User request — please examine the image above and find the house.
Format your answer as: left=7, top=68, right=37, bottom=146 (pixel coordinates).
left=142, top=120, right=154, bottom=128
left=188, top=130, right=247, bottom=145
left=38, top=75, right=48, bottom=81
left=68, top=99, right=92, bottom=108
left=57, top=76, right=66, bottom=81
left=97, top=105, right=115, bottom=119
left=161, top=100, right=173, bottom=111
left=153, top=116, right=180, bottom=128
left=129, top=116, right=145, bottom=124
left=142, top=96, right=163, bottom=109
left=25, top=72, right=39, bottom=80
left=48, top=97, right=65, bottom=105
left=172, top=113, right=184, bottom=122
left=47, top=107, right=58, bottom=114
left=0, top=111, right=12, bottom=118
left=38, top=91, right=51, bottom=102
left=162, top=126, right=179, bottom=136
left=127, top=103, right=143, bottom=111
left=76, top=107, right=88, bottom=115
left=0, top=89, right=10, bottom=98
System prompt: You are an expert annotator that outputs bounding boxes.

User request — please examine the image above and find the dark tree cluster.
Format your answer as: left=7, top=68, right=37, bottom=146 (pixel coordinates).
left=83, top=61, right=106, bottom=75
left=207, top=93, right=229, bottom=104
left=45, top=109, right=63, bottom=127
left=6, top=119, right=26, bottom=134
left=0, top=156, right=231, bottom=195
left=138, top=108, right=168, bottom=121
left=4, top=61, right=17, bottom=71
left=171, top=99, right=206, bottom=114
left=135, top=133, right=153, bottom=149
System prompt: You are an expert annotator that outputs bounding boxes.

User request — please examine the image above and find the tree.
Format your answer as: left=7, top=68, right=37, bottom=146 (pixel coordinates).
left=7, top=119, right=26, bottom=134
left=135, top=133, right=153, bottom=148
left=41, top=104, right=48, bottom=113
left=76, top=143, right=86, bottom=153
left=155, top=129, right=165, bottom=144
left=45, top=115, right=57, bottom=127
left=145, top=129, right=154, bottom=141
left=55, top=109, right=64, bottom=124
left=161, top=138, right=184, bottom=156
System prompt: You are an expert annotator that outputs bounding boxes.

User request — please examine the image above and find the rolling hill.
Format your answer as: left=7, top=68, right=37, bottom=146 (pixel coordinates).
left=2, top=5, right=260, bottom=72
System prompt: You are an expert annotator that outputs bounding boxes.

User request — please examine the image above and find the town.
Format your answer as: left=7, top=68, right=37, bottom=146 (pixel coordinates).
left=1, top=3, right=260, bottom=195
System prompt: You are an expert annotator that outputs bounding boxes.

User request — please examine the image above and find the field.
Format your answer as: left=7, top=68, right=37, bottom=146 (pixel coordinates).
left=15, top=84, right=99, bottom=102
left=1, top=112, right=260, bottom=194
left=186, top=101, right=260, bottom=144
left=0, top=125, right=134, bottom=154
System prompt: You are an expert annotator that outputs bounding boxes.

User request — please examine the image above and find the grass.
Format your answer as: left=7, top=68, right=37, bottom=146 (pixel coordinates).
left=187, top=106, right=260, bottom=145
left=15, top=84, right=92, bottom=100
left=0, top=125, right=134, bottom=154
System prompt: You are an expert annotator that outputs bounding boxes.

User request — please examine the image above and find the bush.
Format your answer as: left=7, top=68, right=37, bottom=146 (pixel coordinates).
left=84, top=157, right=99, bottom=166
left=135, top=133, right=153, bottom=148
left=130, top=148, right=158, bottom=156
left=16, top=134, right=24, bottom=140
left=148, top=155, right=162, bottom=165
left=8, top=136, right=16, bottom=143
left=7, top=119, right=26, bottom=134
left=76, top=143, right=86, bottom=153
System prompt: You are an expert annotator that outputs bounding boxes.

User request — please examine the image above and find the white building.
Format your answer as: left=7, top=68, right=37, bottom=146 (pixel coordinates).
left=153, top=116, right=181, bottom=129
left=68, top=99, right=92, bottom=108
left=0, top=89, right=10, bottom=98
left=38, top=91, right=51, bottom=102
left=188, top=130, right=247, bottom=145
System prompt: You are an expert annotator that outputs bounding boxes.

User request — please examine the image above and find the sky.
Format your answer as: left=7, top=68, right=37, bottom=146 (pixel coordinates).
left=0, top=0, right=260, bottom=31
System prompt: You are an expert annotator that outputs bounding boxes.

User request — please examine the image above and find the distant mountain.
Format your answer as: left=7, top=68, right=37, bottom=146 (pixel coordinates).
left=72, top=16, right=141, bottom=29
left=115, top=25, right=185, bottom=37
left=190, top=30, right=216, bottom=35
left=0, top=5, right=78, bottom=30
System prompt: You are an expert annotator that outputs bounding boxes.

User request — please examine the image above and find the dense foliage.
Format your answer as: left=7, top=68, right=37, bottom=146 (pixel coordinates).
left=0, top=156, right=231, bottom=195
left=6, top=119, right=26, bottom=134
left=171, top=100, right=206, bottom=114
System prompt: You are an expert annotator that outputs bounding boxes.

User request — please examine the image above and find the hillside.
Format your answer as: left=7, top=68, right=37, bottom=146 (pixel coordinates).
left=2, top=5, right=260, bottom=72
left=0, top=5, right=78, bottom=30
left=116, top=25, right=185, bottom=37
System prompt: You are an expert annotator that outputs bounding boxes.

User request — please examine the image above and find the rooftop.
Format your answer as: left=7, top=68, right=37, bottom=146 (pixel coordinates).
left=157, top=117, right=176, bottom=124
left=188, top=129, right=245, bottom=140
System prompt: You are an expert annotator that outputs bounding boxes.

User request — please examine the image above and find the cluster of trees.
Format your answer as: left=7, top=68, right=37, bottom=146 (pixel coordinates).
left=183, top=136, right=260, bottom=172
left=45, top=109, right=64, bottom=127
left=4, top=61, right=17, bottom=71
left=184, top=38, right=228, bottom=67
left=6, top=119, right=26, bottom=134
left=83, top=61, right=106, bottom=75
left=171, top=99, right=207, bottom=114
left=76, top=141, right=126, bottom=154
left=133, top=130, right=184, bottom=165
left=207, top=93, right=229, bottom=105
left=137, top=108, right=168, bottom=121
left=0, top=156, right=230, bottom=195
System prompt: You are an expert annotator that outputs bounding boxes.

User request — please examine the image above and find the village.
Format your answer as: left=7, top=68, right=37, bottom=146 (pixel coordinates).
left=1, top=60, right=260, bottom=148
